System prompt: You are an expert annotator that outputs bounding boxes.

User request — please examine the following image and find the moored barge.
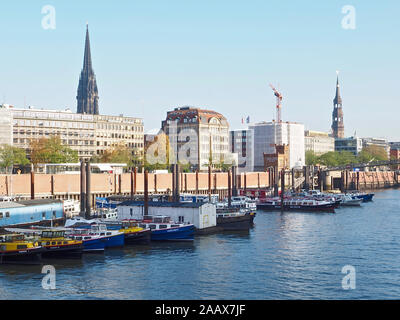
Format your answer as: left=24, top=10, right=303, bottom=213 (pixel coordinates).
left=257, top=198, right=336, bottom=213
left=0, top=234, right=44, bottom=265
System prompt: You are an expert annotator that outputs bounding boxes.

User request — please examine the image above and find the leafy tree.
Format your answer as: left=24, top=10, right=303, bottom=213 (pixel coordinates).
left=358, top=145, right=388, bottom=162
left=305, top=150, right=318, bottom=166
left=0, top=144, right=30, bottom=173
left=30, top=136, right=78, bottom=165
left=92, top=143, right=141, bottom=168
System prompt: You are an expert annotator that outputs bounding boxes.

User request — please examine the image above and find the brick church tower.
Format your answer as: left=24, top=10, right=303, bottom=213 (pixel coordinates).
left=77, top=24, right=99, bottom=115
left=331, top=73, right=344, bottom=138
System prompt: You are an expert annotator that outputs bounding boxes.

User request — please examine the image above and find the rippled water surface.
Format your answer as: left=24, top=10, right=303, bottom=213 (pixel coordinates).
left=1, top=189, right=400, bottom=299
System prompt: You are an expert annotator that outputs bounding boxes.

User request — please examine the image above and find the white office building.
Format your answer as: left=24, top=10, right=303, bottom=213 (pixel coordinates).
left=249, top=121, right=305, bottom=170
left=305, top=130, right=335, bottom=156
left=229, top=128, right=254, bottom=173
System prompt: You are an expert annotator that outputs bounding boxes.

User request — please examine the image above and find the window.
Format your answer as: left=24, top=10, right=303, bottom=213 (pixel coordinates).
left=42, top=212, right=46, bottom=219
left=159, top=225, right=168, bottom=229
left=178, top=216, right=184, bottom=223
left=130, top=208, right=133, bottom=217
left=5, top=212, right=9, bottom=218
left=0, top=213, right=3, bottom=219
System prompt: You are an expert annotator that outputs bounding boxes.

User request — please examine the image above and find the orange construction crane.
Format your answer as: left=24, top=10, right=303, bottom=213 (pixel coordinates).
left=269, top=84, right=283, bottom=123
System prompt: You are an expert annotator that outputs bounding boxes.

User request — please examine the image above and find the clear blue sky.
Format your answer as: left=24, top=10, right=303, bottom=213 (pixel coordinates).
left=0, top=0, right=399, bottom=140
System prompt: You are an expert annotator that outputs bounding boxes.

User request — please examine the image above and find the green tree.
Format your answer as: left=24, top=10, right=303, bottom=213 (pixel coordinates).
left=358, top=145, right=388, bottom=163
left=0, top=144, right=30, bottom=173
left=305, top=150, right=318, bottom=166
left=92, top=143, right=141, bottom=168
left=30, top=136, right=78, bottom=165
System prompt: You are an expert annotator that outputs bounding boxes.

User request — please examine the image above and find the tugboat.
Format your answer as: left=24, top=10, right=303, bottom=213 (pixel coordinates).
left=38, top=230, right=83, bottom=259
left=0, top=234, right=44, bottom=265
left=138, top=216, right=195, bottom=241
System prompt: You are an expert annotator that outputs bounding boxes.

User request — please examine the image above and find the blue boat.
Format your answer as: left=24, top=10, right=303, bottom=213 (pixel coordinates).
left=138, top=216, right=195, bottom=241
left=67, top=230, right=106, bottom=253
left=84, top=225, right=124, bottom=248
left=351, top=193, right=374, bottom=202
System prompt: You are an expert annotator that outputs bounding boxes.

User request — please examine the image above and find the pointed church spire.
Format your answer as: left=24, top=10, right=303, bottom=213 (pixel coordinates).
left=77, top=24, right=99, bottom=115
left=83, top=24, right=93, bottom=73
left=331, top=71, right=344, bottom=138
left=334, top=72, right=342, bottom=105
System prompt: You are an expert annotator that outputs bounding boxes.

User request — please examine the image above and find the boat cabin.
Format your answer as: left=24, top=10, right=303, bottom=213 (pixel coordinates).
left=41, top=230, right=66, bottom=239
left=0, top=234, right=25, bottom=243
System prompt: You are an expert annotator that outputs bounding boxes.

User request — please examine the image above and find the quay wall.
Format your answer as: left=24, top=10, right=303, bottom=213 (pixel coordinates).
left=324, top=171, right=399, bottom=191
left=0, top=171, right=270, bottom=203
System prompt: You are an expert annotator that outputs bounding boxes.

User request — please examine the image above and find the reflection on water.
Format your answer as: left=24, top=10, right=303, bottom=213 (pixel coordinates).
left=1, top=189, right=400, bottom=299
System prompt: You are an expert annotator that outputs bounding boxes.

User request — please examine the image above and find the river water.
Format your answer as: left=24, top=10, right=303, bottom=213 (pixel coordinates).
left=1, top=189, right=399, bottom=300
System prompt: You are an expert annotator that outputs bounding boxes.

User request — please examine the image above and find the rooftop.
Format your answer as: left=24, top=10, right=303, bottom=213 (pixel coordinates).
left=119, top=201, right=209, bottom=208
left=0, top=199, right=63, bottom=210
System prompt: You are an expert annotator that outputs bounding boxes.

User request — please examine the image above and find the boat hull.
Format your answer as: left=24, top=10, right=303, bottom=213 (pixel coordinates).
left=0, top=247, right=44, bottom=265
left=353, top=194, right=374, bottom=202
left=124, top=229, right=151, bottom=245
left=217, top=213, right=254, bottom=231
left=101, top=233, right=125, bottom=248
left=257, top=203, right=335, bottom=213
left=82, top=238, right=105, bottom=253
left=41, top=243, right=83, bottom=259
left=151, top=225, right=195, bottom=241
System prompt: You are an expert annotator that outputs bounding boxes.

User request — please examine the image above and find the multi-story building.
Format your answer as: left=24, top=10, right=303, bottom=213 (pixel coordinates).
left=249, top=121, right=305, bottom=170
left=0, top=108, right=13, bottom=145
left=0, top=104, right=144, bottom=161
left=94, top=114, right=144, bottom=160
left=334, top=136, right=363, bottom=155
left=229, top=128, right=254, bottom=173
left=161, top=106, right=230, bottom=171
left=389, top=143, right=400, bottom=170
left=361, top=137, right=390, bottom=158
left=304, top=130, right=335, bottom=156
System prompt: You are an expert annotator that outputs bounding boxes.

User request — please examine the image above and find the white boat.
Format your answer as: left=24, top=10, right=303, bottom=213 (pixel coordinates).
left=338, top=194, right=362, bottom=207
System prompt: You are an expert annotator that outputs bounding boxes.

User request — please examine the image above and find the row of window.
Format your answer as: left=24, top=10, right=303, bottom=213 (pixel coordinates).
left=96, top=124, right=143, bottom=131
left=0, top=211, right=57, bottom=219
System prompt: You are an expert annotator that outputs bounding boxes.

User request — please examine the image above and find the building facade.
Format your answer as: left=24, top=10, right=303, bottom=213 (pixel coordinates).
left=161, top=107, right=230, bottom=171
left=304, top=130, right=335, bottom=156
left=389, top=144, right=400, bottom=170
left=249, top=121, right=305, bottom=170
left=331, top=75, right=344, bottom=138
left=0, top=104, right=144, bottom=161
left=263, top=144, right=290, bottom=172
left=361, top=137, right=390, bottom=158
left=229, top=128, right=254, bottom=173
left=334, top=136, right=363, bottom=155
left=77, top=25, right=99, bottom=115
